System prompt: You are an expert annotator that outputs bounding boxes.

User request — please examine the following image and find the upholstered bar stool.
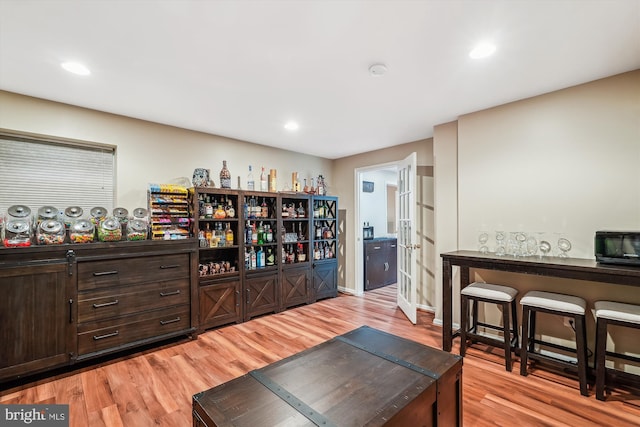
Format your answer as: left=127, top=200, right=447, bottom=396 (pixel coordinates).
left=594, top=301, right=640, bottom=401
left=520, top=291, right=589, bottom=396
left=460, top=282, right=519, bottom=371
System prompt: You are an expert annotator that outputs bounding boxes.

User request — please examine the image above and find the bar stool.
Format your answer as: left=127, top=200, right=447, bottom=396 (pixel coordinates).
left=460, top=282, right=519, bottom=371
left=594, top=301, right=640, bottom=401
left=520, top=291, right=589, bottom=396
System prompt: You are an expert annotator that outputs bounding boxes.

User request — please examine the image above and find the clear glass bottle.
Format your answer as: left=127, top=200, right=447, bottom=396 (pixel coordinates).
left=219, top=160, right=231, bottom=189
left=261, top=198, right=268, bottom=218
left=260, top=167, right=268, bottom=191
left=297, top=202, right=305, bottom=218
left=247, top=165, right=255, bottom=191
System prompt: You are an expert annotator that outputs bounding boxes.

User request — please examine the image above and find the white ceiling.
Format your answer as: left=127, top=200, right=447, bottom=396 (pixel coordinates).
left=1, top=1, right=639, bottom=159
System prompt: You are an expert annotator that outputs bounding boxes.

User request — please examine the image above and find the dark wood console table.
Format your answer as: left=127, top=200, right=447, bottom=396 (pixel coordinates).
left=440, top=250, right=640, bottom=352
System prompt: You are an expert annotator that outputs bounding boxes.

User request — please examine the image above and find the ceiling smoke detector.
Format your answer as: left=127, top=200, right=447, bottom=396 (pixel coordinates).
left=368, top=63, right=387, bottom=76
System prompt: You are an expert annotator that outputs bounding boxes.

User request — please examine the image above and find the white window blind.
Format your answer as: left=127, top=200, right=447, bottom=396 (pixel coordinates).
left=0, top=132, right=115, bottom=218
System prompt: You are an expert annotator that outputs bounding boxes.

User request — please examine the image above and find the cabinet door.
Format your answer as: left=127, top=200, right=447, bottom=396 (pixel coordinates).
left=244, top=273, right=278, bottom=320
left=199, top=279, right=241, bottom=330
left=312, top=262, right=337, bottom=301
left=0, top=262, right=74, bottom=381
left=281, top=266, right=310, bottom=309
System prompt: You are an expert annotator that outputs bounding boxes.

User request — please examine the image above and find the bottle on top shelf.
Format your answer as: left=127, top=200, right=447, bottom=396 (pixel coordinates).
left=220, top=160, right=231, bottom=189
left=247, top=165, right=255, bottom=191
left=260, top=167, right=268, bottom=192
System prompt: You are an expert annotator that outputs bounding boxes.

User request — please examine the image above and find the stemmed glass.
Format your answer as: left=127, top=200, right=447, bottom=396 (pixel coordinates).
left=557, top=237, right=572, bottom=258
left=495, top=231, right=506, bottom=256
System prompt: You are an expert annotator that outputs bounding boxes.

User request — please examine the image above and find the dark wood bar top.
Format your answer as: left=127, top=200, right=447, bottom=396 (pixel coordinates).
left=440, top=250, right=640, bottom=352
left=441, top=250, right=640, bottom=287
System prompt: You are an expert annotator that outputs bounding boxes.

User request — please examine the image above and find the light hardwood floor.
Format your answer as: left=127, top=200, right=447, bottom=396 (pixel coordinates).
left=2, top=285, right=639, bottom=426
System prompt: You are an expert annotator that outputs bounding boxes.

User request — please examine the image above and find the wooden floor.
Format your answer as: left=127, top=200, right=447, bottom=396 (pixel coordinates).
left=2, top=285, right=639, bottom=426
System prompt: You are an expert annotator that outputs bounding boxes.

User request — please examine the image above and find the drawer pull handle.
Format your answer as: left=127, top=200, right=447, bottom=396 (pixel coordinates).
left=390, top=245, right=397, bottom=248
left=93, top=270, right=118, bottom=277
left=160, top=264, right=180, bottom=269
left=160, top=317, right=181, bottom=325
left=373, top=246, right=381, bottom=250
left=93, top=300, right=119, bottom=308
left=160, top=290, right=181, bottom=297
left=93, top=330, right=119, bottom=340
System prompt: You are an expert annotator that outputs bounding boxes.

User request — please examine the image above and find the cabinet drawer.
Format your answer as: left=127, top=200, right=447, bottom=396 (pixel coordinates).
left=78, top=254, right=189, bottom=290
left=78, top=279, right=190, bottom=324
left=77, top=305, right=190, bottom=355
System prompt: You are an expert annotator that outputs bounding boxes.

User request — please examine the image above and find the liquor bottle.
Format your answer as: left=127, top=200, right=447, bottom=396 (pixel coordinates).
left=251, top=222, right=258, bottom=244
left=261, top=198, right=268, bottom=218
left=316, top=222, right=322, bottom=239
left=257, top=222, right=264, bottom=245
left=249, top=197, right=257, bottom=219
left=214, top=204, right=226, bottom=219
left=219, top=160, right=231, bottom=189
left=303, top=178, right=309, bottom=193
left=257, top=247, right=265, bottom=268
left=266, top=248, right=275, bottom=266
left=245, top=221, right=252, bottom=244
left=260, top=167, right=268, bottom=192
left=269, top=169, right=277, bottom=192
left=225, top=199, right=235, bottom=218
left=247, top=165, right=255, bottom=191
left=266, top=224, right=273, bottom=243
left=314, top=242, right=321, bottom=260
left=205, top=223, right=212, bottom=247
left=244, top=248, right=250, bottom=269
left=225, top=223, right=234, bottom=246
left=205, top=202, right=213, bottom=219
left=250, top=246, right=257, bottom=269
left=216, top=222, right=225, bottom=247
left=297, top=202, right=305, bottom=218
left=310, top=177, right=316, bottom=195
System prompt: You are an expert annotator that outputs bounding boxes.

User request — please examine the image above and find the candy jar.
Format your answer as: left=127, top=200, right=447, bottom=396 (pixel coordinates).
left=89, top=206, right=108, bottom=227
left=7, top=205, right=32, bottom=226
left=97, top=217, right=122, bottom=242
left=126, top=219, right=148, bottom=241
left=2, top=219, right=32, bottom=247
left=37, top=205, right=58, bottom=226
left=69, top=219, right=95, bottom=244
left=113, top=207, right=129, bottom=236
left=64, top=206, right=84, bottom=229
left=133, top=207, right=148, bottom=224
left=36, top=219, right=66, bottom=245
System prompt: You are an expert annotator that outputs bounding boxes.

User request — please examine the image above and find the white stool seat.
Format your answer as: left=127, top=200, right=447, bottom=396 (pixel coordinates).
left=461, top=282, right=518, bottom=302
left=595, top=301, right=640, bottom=325
left=520, top=291, right=586, bottom=315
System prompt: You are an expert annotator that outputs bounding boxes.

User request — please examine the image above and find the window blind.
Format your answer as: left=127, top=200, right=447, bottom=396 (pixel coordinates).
left=0, top=133, right=115, bottom=218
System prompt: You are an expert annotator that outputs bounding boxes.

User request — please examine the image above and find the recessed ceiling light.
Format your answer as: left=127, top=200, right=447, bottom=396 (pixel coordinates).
left=284, top=121, right=299, bottom=131
left=368, top=63, right=387, bottom=76
left=469, top=42, right=496, bottom=59
left=61, top=61, right=91, bottom=76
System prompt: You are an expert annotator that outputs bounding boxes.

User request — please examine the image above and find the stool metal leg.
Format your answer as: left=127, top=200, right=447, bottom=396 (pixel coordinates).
left=511, top=300, right=519, bottom=350
left=574, top=314, right=589, bottom=396
left=520, top=305, right=530, bottom=376
left=595, top=317, right=608, bottom=401
left=501, top=301, right=512, bottom=371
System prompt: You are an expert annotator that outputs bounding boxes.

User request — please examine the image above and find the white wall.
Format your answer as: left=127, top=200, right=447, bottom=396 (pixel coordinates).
left=0, top=91, right=334, bottom=212
left=360, top=169, right=396, bottom=238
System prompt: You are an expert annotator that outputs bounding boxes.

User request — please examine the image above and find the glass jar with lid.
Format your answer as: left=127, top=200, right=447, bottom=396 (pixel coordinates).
left=90, top=206, right=108, bottom=227
left=63, top=206, right=84, bottom=228
left=69, top=219, right=94, bottom=243
left=126, top=219, right=148, bottom=241
left=7, top=204, right=32, bottom=225
left=113, top=207, right=129, bottom=236
left=36, top=219, right=65, bottom=245
left=97, top=217, right=122, bottom=242
left=37, top=205, right=59, bottom=223
left=2, top=218, right=32, bottom=247
left=132, top=207, right=149, bottom=223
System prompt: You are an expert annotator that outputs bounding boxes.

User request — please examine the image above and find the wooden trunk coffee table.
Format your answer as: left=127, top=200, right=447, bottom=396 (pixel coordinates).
left=193, top=326, right=462, bottom=426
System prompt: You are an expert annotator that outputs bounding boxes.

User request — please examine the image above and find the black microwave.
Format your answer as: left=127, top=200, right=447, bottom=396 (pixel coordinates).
left=595, top=231, right=640, bottom=266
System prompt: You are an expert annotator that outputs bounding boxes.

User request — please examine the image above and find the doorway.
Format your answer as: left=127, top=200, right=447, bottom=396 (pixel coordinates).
left=355, top=162, right=398, bottom=296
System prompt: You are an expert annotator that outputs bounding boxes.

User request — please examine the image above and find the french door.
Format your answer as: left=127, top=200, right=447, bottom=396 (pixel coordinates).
left=396, top=152, right=417, bottom=324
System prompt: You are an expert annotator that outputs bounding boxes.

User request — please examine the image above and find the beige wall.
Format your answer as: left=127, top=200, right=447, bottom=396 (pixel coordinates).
left=434, top=70, right=640, bottom=369
left=332, top=140, right=434, bottom=310
left=0, top=91, right=333, bottom=211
